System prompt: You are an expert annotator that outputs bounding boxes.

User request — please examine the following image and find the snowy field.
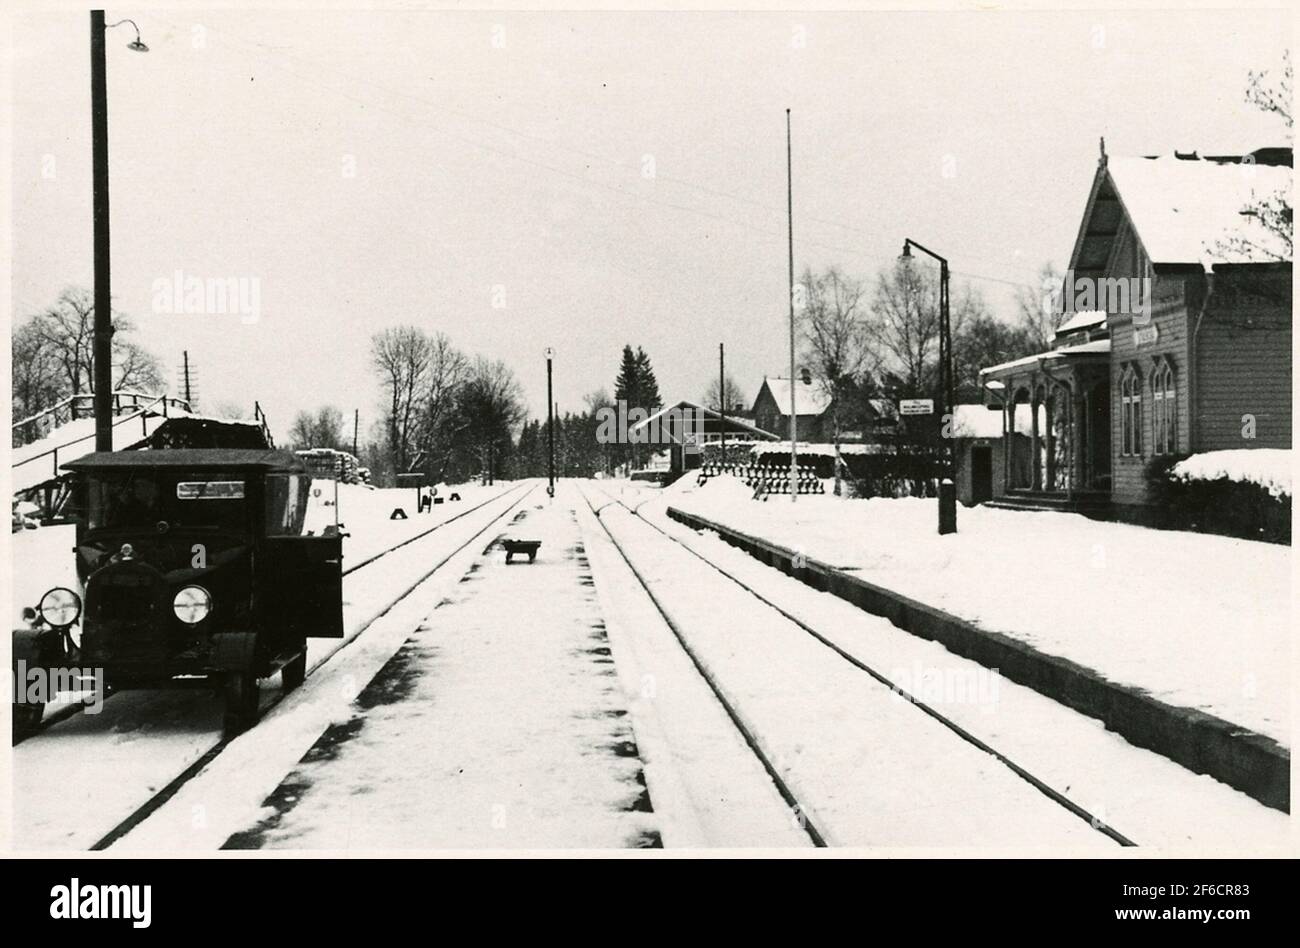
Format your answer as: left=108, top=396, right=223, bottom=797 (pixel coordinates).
left=649, top=476, right=1291, bottom=744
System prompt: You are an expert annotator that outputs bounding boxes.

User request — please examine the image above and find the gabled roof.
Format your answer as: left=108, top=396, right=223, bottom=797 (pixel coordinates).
left=756, top=377, right=832, bottom=417
left=627, top=400, right=780, bottom=441
left=1069, top=151, right=1292, bottom=275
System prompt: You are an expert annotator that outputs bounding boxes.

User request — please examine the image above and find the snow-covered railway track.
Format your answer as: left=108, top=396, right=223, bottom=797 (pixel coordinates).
left=578, top=481, right=1131, bottom=848
left=16, top=484, right=527, bottom=744
left=575, top=482, right=827, bottom=847
left=14, top=483, right=536, bottom=852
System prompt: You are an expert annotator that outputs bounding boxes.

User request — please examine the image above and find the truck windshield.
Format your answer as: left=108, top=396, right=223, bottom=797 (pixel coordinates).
left=85, top=472, right=249, bottom=533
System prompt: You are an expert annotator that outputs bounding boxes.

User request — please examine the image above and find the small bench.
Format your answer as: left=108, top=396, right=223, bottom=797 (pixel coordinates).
left=501, top=539, right=541, bottom=564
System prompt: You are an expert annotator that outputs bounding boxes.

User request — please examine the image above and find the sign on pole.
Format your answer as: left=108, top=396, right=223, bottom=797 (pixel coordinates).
left=899, top=398, right=935, bottom=416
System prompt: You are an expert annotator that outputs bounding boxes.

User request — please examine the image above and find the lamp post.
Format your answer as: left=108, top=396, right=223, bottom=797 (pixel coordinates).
left=545, top=348, right=555, bottom=496
left=91, top=13, right=148, bottom=453
left=900, top=238, right=957, bottom=535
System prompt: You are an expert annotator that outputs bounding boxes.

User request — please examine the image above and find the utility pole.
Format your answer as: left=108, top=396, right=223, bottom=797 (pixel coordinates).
left=352, top=409, right=359, bottom=457
left=786, top=108, right=798, bottom=501
left=546, top=349, right=555, bottom=495
left=91, top=10, right=113, bottom=452
left=182, top=350, right=192, bottom=404
left=719, top=342, right=727, bottom=465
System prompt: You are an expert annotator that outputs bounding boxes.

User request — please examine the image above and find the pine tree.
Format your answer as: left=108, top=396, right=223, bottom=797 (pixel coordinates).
left=634, top=348, right=661, bottom=411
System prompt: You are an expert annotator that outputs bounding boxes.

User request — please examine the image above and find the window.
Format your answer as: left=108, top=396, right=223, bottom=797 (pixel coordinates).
left=1151, top=360, right=1177, bottom=455
left=1120, top=365, right=1143, bottom=457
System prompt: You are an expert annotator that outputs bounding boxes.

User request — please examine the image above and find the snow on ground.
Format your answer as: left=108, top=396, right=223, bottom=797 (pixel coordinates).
left=575, top=488, right=813, bottom=848
left=11, top=484, right=528, bottom=851
left=591, top=489, right=1114, bottom=849
left=603, top=482, right=1288, bottom=851
left=1170, top=449, right=1291, bottom=498
left=220, top=488, right=658, bottom=850
left=658, top=479, right=1290, bottom=744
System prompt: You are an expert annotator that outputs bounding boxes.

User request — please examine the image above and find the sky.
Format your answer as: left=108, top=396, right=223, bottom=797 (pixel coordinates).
left=9, top=7, right=1291, bottom=440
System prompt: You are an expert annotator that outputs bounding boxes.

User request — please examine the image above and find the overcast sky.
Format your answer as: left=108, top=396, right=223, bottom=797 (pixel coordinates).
left=10, top=7, right=1290, bottom=436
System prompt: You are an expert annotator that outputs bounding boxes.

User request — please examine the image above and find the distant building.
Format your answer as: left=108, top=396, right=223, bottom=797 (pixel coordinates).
left=979, top=144, right=1292, bottom=514
left=751, top=375, right=898, bottom=443
left=628, top=399, right=779, bottom=476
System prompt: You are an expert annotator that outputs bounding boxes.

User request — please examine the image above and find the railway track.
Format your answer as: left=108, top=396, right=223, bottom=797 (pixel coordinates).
left=575, top=482, right=827, bottom=847
left=14, top=483, right=535, bottom=851
left=578, top=480, right=1136, bottom=848
left=15, top=484, right=529, bottom=743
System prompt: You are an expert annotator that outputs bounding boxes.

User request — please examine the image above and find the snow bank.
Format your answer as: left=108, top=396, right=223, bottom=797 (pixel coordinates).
left=1170, top=449, right=1291, bottom=498
left=697, top=473, right=755, bottom=504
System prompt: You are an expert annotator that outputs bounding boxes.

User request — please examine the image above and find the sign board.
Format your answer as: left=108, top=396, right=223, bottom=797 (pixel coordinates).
left=1134, top=325, right=1159, bottom=347
left=899, top=398, right=935, bottom=416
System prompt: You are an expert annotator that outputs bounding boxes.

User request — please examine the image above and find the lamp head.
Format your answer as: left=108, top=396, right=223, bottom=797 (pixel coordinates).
left=127, top=38, right=149, bottom=52
left=899, top=241, right=912, bottom=261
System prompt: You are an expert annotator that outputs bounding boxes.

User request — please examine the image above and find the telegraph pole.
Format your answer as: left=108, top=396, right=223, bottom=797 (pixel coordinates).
left=786, top=108, right=798, bottom=501
left=546, top=349, right=555, bottom=495
left=91, top=10, right=113, bottom=451
left=182, top=351, right=192, bottom=404
left=352, top=409, right=359, bottom=456
left=719, top=342, right=727, bottom=464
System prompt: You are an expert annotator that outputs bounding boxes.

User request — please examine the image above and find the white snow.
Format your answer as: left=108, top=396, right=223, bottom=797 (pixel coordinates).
left=1170, top=448, right=1292, bottom=499
left=604, top=480, right=1287, bottom=850
left=662, top=490, right=1290, bottom=744
left=10, top=483, right=528, bottom=851
left=1106, top=155, right=1292, bottom=267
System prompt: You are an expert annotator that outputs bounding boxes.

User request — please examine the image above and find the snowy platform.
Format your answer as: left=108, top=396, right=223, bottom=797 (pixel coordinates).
left=657, top=478, right=1290, bottom=750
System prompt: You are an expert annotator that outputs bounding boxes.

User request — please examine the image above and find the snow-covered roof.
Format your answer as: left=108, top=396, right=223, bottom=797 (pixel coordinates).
left=1055, top=309, right=1106, bottom=336
left=1106, top=155, right=1292, bottom=267
left=628, top=399, right=779, bottom=440
left=950, top=403, right=1038, bottom=438
left=757, top=377, right=832, bottom=417
left=980, top=339, right=1111, bottom=377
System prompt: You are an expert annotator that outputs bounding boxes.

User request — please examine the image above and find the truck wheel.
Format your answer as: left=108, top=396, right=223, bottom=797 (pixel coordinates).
left=222, top=672, right=260, bottom=737
left=12, top=702, right=44, bottom=741
left=281, top=646, right=307, bottom=693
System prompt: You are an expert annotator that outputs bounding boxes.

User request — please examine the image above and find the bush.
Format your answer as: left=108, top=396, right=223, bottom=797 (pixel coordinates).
left=1145, top=454, right=1290, bottom=544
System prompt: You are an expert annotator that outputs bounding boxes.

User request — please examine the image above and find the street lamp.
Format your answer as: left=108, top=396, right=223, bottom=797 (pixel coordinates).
left=91, top=12, right=149, bottom=452
left=545, top=348, right=555, bottom=496
left=899, top=238, right=957, bottom=535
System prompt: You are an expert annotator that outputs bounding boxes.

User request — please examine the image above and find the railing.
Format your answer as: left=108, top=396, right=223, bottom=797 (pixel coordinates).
left=12, top=390, right=193, bottom=435
left=12, top=393, right=194, bottom=487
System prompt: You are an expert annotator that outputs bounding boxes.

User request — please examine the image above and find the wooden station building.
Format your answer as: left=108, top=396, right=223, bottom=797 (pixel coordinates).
left=979, top=144, right=1292, bottom=513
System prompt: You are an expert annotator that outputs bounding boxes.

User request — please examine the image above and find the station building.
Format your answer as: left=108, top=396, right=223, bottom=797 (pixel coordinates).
left=979, top=144, right=1292, bottom=514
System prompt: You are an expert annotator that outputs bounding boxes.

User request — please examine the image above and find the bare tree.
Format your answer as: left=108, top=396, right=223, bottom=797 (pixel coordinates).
left=868, top=258, right=942, bottom=395
left=415, top=332, right=468, bottom=466
left=1230, top=51, right=1294, bottom=262
left=446, top=357, right=526, bottom=481
left=1014, top=262, right=1064, bottom=352
left=288, top=406, right=348, bottom=451
left=371, top=325, right=435, bottom=473
left=799, top=266, right=873, bottom=494
left=703, top=374, right=747, bottom=414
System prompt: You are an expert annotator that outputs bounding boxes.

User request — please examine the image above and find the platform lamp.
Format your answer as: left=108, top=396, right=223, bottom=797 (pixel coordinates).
left=546, top=348, right=555, bottom=496
left=900, top=238, right=957, bottom=535
left=91, top=13, right=149, bottom=452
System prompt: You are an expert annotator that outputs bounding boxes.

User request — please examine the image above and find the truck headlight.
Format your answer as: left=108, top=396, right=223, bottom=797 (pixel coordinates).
left=173, top=585, right=213, bottom=625
left=39, top=588, right=81, bottom=628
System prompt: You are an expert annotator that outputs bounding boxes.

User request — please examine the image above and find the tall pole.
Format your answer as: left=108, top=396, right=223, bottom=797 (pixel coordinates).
left=786, top=108, right=798, bottom=501
left=546, top=349, right=555, bottom=495
left=182, top=350, right=192, bottom=404
left=91, top=11, right=114, bottom=452
left=352, top=408, right=359, bottom=456
left=719, top=342, right=726, bottom=466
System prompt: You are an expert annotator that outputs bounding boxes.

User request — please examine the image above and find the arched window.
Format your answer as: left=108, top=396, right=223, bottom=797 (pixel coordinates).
left=1120, top=365, right=1142, bottom=456
left=1151, top=360, right=1177, bottom=455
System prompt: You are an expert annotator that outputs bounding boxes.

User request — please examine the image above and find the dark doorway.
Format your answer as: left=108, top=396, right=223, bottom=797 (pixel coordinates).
left=970, top=446, right=994, bottom=503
